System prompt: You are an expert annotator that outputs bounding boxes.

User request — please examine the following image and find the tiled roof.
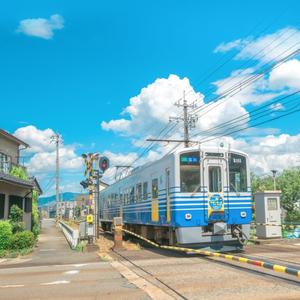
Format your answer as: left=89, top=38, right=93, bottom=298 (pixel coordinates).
left=0, top=129, right=29, bottom=147
left=0, top=171, right=34, bottom=188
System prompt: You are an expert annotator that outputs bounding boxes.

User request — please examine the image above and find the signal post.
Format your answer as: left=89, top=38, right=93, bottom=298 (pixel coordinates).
left=81, top=154, right=110, bottom=244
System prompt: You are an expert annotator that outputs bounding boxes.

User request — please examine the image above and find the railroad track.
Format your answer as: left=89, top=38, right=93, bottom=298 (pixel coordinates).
left=120, top=229, right=300, bottom=284
left=112, top=248, right=188, bottom=300
left=101, top=229, right=300, bottom=296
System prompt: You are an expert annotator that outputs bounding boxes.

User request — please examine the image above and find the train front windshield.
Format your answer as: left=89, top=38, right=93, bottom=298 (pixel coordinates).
left=228, top=153, right=248, bottom=192
left=180, top=152, right=201, bottom=193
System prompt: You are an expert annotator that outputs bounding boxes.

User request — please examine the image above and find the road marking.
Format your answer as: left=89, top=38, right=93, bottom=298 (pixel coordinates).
left=0, top=284, right=25, bottom=288
left=64, top=270, right=79, bottom=275
left=40, top=280, right=70, bottom=286
left=72, top=263, right=87, bottom=267
left=39, top=249, right=56, bottom=252
left=111, top=261, right=174, bottom=300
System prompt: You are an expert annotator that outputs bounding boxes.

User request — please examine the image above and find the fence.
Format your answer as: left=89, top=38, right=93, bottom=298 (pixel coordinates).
left=58, top=221, right=79, bottom=249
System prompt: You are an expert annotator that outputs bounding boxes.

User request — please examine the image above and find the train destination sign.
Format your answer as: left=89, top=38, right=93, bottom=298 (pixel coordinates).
left=180, top=152, right=200, bottom=165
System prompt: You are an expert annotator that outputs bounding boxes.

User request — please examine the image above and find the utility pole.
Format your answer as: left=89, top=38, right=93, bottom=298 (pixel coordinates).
left=271, top=169, right=277, bottom=190
left=183, top=91, right=189, bottom=148
left=149, top=90, right=199, bottom=147
left=51, top=132, right=62, bottom=220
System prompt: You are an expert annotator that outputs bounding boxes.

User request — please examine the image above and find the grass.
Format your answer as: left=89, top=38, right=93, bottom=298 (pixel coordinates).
left=0, top=247, right=33, bottom=258
left=75, top=242, right=84, bottom=252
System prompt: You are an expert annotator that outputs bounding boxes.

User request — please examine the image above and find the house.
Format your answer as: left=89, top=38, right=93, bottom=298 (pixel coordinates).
left=0, top=129, right=42, bottom=230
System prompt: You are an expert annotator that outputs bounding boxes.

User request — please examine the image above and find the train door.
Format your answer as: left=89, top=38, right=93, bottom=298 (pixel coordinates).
left=165, top=168, right=171, bottom=223
left=203, top=157, right=228, bottom=222
left=151, top=176, right=159, bottom=222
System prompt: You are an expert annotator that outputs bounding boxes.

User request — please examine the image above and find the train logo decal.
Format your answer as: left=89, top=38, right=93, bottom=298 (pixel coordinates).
left=209, top=194, right=224, bottom=211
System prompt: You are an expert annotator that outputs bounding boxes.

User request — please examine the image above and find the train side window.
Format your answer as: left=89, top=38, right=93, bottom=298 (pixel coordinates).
left=136, top=183, right=142, bottom=202
left=130, top=187, right=135, bottom=203
left=152, top=179, right=158, bottom=199
left=143, top=182, right=148, bottom=201
left=229, top=153, right=247, bottom=192
left=209, top=166, right=222, bottom=193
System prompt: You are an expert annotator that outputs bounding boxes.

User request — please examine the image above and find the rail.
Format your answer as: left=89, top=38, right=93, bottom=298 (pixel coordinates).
left=58, top=221, right=79, bottom=249
left=121, top=228, right=300, bottom=278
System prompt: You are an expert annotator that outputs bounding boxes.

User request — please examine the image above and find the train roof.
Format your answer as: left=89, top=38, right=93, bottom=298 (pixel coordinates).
left=173, top=145, right=249, bottom=157
left=130, top=145, right=248, bottom=174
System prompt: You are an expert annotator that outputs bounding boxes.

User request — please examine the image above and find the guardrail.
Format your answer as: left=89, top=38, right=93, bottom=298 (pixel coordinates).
left=58, top=221, right=79, bottom=249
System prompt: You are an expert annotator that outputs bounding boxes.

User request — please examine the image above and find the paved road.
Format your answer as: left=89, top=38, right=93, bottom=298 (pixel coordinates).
left=0, top=219, right=150, bottom=300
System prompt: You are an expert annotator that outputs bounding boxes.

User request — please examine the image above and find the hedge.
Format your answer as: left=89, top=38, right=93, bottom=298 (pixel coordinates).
left=0, top=221, right=13, bottom=250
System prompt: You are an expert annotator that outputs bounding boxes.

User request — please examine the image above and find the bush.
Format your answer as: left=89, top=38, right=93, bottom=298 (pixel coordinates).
left=10, top=221, right=25, bottom=234
left=32, top=223, right=40, bottom=239
left=9, top=165, right=28, bottom=180
left=0, top=221, right=13, bottom=250
left=9, top=231, right=35, bottom=250
left=9, top=205, right=23, bottom=223
left=0, top=249, right=8, bottom=258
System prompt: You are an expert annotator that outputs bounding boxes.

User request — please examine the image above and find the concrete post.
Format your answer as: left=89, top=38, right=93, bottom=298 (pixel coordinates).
left=113, top=217, right=123, bottom=249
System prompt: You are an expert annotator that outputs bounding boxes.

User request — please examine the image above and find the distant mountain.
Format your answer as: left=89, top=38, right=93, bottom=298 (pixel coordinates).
left=39, top=192, right=85, bottom=207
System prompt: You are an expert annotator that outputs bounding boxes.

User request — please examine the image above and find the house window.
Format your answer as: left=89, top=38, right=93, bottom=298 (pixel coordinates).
left=9, top=195, right=23, bottom=213
left=0, top=194, right=5, bottom=219
left=24, top=197, right=32, bottom=213
left=0, top=153, right=11, bottom=174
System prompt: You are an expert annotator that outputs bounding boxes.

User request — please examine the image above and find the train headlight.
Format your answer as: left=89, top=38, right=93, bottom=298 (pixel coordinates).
left=240, top=211, right=247, bottom=218
left=185, top=213, right=192, bottom=220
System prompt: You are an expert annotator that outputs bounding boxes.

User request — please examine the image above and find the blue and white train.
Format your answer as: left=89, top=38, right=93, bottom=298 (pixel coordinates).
left=99, top=146, right=252, bottom=251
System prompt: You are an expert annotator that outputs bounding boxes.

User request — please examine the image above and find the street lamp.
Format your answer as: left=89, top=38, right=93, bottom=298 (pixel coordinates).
left=271, top=169, right=277, bottom=191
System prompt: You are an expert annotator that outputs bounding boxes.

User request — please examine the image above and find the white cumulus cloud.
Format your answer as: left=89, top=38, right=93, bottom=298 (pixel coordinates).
left=27, top=146, right=83, bottom=174
left=14, top=125, right=83, bottom=176
left=17, top=14, right=64, bottom=39
left=269, top=59, right=300, bottom=90
left=215, top=27, right=300, bottom=63
left=14, top=125, right=56, bottom=153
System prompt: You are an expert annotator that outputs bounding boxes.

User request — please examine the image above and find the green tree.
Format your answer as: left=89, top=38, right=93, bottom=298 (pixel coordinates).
left=277, top=168, right=300, bottom=220
left=251, top=168, right=300, bottom=222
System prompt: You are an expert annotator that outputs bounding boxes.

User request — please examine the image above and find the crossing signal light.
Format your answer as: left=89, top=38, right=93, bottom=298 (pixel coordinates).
left=80, top=178, right=89, bottom=189
left=99, top=156, right=110, bottom=173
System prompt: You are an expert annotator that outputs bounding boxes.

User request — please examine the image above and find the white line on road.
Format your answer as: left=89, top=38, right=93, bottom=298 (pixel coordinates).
left=72, top=264, right=88, bottom=267
left=0, top=284, right=25, bottom=288
left=40, top=280, right=70, bottom=286
left=64, top=270, right=80, bottom=275
left=39, top=249, right=56, bottom=252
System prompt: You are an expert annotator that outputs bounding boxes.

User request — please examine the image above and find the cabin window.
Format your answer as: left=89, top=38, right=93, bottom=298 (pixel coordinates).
left=229, top=153, right=247, bottom=192
left=152, top=179, right=158, bottom=199
left=180, top=152, right=200, bottom=193
left=136, top=183, right=142, bottom=202
left=209, top=166, right=222, bottom=193
left=143, top=182, right=148, bottom=201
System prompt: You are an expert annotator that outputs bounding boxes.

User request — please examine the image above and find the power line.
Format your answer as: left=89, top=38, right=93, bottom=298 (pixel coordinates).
left=191, top=91, right=300, bottom=138
left=198, top=101, right=300, bottom=144
left=188, top=44, right=300, bottom=121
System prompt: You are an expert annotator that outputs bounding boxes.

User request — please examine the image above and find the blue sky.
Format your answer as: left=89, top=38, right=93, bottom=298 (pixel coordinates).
left=2, top=1, right=300, bottom=195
